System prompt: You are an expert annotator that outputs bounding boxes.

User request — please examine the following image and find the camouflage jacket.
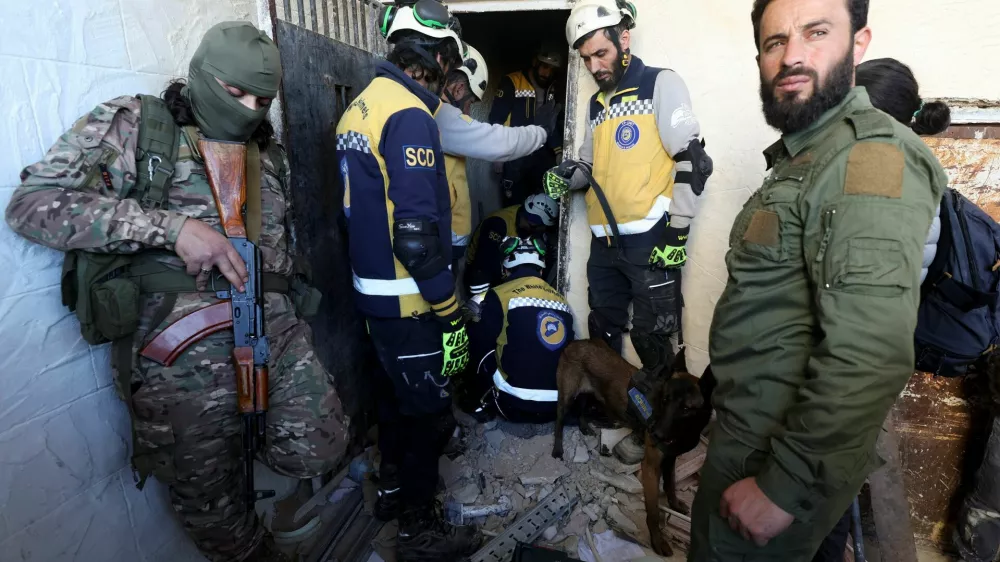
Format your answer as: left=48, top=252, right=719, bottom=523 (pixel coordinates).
left=6, top=95, right=295, bottom=277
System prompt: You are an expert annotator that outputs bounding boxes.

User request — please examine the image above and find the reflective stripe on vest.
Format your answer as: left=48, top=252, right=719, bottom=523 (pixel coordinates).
left=353, top=272, right=419, bottom=296
left=493, top=369, right=558, bottom=402
left=589, top=194, right=671, bottom=237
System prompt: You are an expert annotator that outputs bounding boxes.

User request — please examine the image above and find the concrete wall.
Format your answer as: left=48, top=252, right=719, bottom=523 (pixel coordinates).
left=561, top=0, right=1000, bottom=375
left=0, top=1, right=255, bottom=560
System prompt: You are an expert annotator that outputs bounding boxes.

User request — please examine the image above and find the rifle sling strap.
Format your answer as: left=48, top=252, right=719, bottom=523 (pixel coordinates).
left=135, top=95, right=179, bottom=210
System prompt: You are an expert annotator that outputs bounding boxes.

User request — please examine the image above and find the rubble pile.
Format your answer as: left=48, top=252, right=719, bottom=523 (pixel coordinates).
left=435, top=412, right=708, bottom=561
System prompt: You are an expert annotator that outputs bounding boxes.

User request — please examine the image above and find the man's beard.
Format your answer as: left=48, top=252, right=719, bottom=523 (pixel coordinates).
left=531, top=67, right=555, bottom=89
left=760, top=47, right=855, bottom=134
left=594, top=48, right=628, bottom=92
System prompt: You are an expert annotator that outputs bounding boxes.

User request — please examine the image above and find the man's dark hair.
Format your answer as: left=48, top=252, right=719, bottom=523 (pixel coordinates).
left=751, top=0, right=869, bottom=50
left=572, top=23, right=627, bottom=50
left=162, top=80, right=273, bottom=148
left=386, top=30, right=462, bottom=87
left=857, top=58, right=951, bottom=135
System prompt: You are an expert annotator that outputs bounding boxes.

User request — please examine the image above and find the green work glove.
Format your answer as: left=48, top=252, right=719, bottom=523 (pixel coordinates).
left=649, top=225, right=690, bottom=268
left=440, top=313, right=470, bottom=377
left=544, top=159, right=583, bottom=199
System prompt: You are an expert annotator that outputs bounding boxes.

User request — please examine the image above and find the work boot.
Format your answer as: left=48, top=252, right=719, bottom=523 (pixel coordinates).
left=613, top=432, right=646, bottom=464
left=374, top=464, right=403, bottom=522
left=397, top=503, right=482, bottom=562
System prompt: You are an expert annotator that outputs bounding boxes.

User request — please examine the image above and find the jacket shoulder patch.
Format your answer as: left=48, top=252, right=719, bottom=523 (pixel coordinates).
left=537, top=310, right=567, bottom=350
left=743, top=210, right=780, bottom=247
left=844, top=142, right=903, bottom=198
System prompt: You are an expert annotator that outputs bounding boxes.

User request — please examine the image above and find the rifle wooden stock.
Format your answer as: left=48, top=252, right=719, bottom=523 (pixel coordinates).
left=198, top=139, right=248, bottom=238
left=139, top=302, right=233, bottom=366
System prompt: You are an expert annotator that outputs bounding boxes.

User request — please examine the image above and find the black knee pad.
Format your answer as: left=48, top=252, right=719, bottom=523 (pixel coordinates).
left=588, top=312, right=623, bottom=354
left=632, top=332, right=674, bottom=377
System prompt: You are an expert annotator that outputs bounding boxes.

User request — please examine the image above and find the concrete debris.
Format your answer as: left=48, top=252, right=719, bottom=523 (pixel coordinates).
left=483, top=420, right=498, bottom=431
left=597, top=455, right=641, bottom=475
left=573, top=444, right=590, bottom=463
left=615, top=492, right=631, bottom=505
left=514, top=483, right=527, bottom=497
left=590, top=470, right=643, bottom=494
left=583, top=504, right=601, bottom=522
left=606, top=504, right=639, bottom=534
left=593, top=519, right=609, bottom=534
left=539, top=485, right=554, bottom=501
left=485, top=429, right=506, bottom=450
left=439, top=456, right=465, bottom=489
left=520, top=453, right=570, bottom=486
left=543, top=525, right=558, bottom=541
left=583, top=435, right=599, bottom=451
left=598, top=427, right=632, bottom=456
left=452, top=482, right=481, bottom=504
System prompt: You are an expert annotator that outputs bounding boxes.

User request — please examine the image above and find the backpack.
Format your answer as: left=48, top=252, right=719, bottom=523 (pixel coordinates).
left=914, top=188, right=1000, bottom=377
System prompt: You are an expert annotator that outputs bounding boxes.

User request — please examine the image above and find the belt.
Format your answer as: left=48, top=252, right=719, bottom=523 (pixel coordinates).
left=128, top=256, right=290, bottom=294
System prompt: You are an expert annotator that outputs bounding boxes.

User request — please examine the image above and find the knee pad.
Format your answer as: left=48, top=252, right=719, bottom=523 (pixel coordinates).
left=589, top=312, right=623, bottom=354
left=631, top=332, right=674, bottom=377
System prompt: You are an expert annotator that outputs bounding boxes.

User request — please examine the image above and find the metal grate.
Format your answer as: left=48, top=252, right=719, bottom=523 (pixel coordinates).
left=273, top=0, right=388, bottom=55
left=470, top=485, right=579, bottom=562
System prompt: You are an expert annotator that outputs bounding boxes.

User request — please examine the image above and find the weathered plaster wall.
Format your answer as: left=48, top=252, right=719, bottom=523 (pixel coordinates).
left=561, top=0, right=1000, bottom=375
left=0, top=1, right=255, bottom=560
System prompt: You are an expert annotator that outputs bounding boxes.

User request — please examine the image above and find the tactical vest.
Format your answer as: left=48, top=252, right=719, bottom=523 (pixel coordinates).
left=446, top=154, right=472, bottom=247
left=587, top=57, right=676, bottom=238
left=491, top=276, right=573, bottom=403
left=337, top=75, right=450, bottom=318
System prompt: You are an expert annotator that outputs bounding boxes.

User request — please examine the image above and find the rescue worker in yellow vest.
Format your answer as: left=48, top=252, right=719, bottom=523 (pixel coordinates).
left=436, top=44, right=555, bottom=295
left=338, top=2, right=480, bottom=559
left=465, top=193, right=558, bottom=301
left=467, top=236, right=575, bottom=422
left=544, top=0, right=714, bottom=464
left=489, top=45, right=566, bottom=206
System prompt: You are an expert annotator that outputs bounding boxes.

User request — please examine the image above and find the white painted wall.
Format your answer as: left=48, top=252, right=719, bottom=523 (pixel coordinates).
left=0, top=1, right=256, bottom=560
left=562, top=0, right=1000, bottom=375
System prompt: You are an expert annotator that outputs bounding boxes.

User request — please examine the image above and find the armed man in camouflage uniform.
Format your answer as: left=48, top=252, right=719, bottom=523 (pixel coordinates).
left=5, top=22, right=348, bottom=562
left=688, top=0, right=948, bottom=560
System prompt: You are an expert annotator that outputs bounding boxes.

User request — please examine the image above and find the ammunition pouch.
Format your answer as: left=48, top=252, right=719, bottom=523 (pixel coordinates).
left=62, top=251, right=141, bottom=345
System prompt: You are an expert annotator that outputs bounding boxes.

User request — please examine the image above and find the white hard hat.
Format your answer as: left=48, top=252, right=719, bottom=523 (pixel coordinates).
left=524, top=193, right=558, bottom=226
left=459, top=44, right=489, bottom=100
left=501, top=236, right=546, bottom=270
left=565, top=0, right=636, bottom=48
left=536, top=45, right=565, bottom=69
left=380, top=3, right=465, bottom=60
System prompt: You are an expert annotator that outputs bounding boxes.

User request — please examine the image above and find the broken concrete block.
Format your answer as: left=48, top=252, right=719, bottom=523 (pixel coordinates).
left=483, top=420, right=498, bottom=430
left=599, top=427, right=632, bottom=456
left=615, top=492, right=631, bottom=505
left=584, top=435, right=599, bottom=451
left=583, top=504, right=601, bottom=522
left=485, top=429, right=506, bottom=450
left=452, top=482, right=481, bottom=504
left=573, top=444, right=590, bottom=464
left=514, top=483, right=527, bottom=497
left=519, top=454, right=570, bottom=486
left=593, top=519, right=609, bottom=534
left=590, top=470, right=643, bottom=494
left=543, top=525, right=558, bottom=541
left=524, top=487, right=537, bottom=500
left=539, top=485, right=553, bottom=501
left=597, top=455, right=642, bottom=476
left=439, top=456, right=465, bottom=489
left=606, top=505, right=639, bottom=534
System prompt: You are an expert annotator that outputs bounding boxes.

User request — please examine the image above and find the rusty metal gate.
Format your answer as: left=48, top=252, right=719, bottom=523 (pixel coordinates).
left=264, top=0, right=387, bottom=447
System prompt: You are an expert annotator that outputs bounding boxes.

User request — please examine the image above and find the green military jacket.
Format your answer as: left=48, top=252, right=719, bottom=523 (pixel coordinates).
left=709, top=88, right=948, bottom=520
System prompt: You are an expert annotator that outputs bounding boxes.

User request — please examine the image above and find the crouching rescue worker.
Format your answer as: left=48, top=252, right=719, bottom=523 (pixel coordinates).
left=467, top=237, right=575, bottom=422
left=339, top=2, right=480, bottom=559
left=4, top=21, right=349, bottom=562
left=544, top=0, right=713, bottom=464
left=436, top=43, right=554, bottom=294
left=688, top=1, right=948, bottom=560
left=464, top=193, right=558, bottom=302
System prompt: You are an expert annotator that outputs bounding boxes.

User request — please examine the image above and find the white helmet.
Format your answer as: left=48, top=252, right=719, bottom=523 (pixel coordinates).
left=524, top=193, right=558, bottom=226
left=458, top=44, right=489, bottom=100
left=565, top=0, right=636, bottom=48
left=501, top=237, right=546, bottom=271
left=380, top=2, right=466, bottom=60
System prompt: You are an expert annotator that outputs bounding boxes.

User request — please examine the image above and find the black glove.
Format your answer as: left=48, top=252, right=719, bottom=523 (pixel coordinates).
left=534, top=102, right=563, bottom=138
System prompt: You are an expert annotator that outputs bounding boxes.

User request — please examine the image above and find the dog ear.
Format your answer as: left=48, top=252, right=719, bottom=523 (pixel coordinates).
left=673, top=346, right=688, bottom=374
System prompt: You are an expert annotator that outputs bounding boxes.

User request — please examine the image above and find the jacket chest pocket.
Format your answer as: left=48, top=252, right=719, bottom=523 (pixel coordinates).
left=733, top=177, right=803, bottom=263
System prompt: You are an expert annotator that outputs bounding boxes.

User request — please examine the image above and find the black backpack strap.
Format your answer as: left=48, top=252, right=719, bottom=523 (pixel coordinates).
left=134, top=94, right=179, bottom=210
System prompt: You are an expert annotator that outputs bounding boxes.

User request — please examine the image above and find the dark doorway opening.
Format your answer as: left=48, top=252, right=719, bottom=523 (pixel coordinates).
left=454, top=9, right=571, bottom=227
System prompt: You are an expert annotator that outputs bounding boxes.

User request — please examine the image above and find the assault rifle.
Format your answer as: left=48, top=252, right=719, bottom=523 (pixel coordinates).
left=140, top=139, right=274, bottom=510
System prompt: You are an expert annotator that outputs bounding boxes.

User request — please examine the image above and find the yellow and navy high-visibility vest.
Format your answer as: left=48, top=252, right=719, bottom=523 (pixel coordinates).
left=464, top=205, right=522, bottom=294
left=445, top=154, right=471, bottom=247
left=336, top=62, right=456, bottom=319
left=477, top=273, right=574, bottom=405
left=587, top=56, right=676, bottom=238
left=488, top=71, right=557, bottom=129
